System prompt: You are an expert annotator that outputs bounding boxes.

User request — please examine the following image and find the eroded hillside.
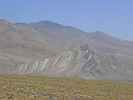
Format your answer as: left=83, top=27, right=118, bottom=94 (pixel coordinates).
left=0, top=19, right=133, bottom=79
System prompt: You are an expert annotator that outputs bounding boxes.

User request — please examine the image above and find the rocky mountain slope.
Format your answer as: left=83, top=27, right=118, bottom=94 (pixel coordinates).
left=0, top=19, right=133, bottom=79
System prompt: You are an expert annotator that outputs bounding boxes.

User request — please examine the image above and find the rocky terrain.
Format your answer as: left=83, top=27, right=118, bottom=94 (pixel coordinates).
left=0, top=19, right=133, bottom=79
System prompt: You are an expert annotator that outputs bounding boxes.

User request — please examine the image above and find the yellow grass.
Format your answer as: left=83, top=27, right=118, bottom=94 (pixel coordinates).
left=0, top=75, right=133, bottom=100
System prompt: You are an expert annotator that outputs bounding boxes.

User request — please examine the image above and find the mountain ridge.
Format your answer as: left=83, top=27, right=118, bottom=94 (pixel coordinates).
left=0, top=19, right=133, bottom=79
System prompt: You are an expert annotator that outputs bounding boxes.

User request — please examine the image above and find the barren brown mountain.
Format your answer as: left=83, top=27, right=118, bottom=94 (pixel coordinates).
left=0, top=19, right=133, bottom=80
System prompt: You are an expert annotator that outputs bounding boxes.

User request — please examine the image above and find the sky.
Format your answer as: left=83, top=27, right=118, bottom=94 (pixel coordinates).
left=0, top=0, right=133, bottom=41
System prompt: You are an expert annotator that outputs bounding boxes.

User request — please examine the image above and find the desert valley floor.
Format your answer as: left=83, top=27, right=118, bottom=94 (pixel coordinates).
left=0, top=75, right=133, bottom=100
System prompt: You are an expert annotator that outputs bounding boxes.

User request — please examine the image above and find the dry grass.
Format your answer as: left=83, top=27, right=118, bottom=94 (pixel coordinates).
left=0, top=75, right=133, bottom=100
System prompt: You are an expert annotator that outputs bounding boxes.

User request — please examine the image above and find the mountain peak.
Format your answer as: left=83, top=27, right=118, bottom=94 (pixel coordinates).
left=0, top=19, right=12, bottom=24
left=29, top=20, right=64, bottom=28
left=93, top=31, right=110, bottom=36
left=89, top=31, right=115, bottom=40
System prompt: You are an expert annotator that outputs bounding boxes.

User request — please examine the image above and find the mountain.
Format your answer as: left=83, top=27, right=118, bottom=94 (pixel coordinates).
left=0, top=19, right=133, bottom=80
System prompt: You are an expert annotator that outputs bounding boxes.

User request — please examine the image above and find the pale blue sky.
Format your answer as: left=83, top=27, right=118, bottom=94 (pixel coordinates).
left=0, top=0, right=133, bottom=40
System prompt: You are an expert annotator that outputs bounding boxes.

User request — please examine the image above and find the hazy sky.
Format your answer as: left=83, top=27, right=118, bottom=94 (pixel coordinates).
left=0, top=0, right=133, bottom=40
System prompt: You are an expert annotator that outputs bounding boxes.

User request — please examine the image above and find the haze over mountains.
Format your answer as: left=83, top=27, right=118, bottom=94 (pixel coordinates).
left=0, top=19, right=133, bottom=80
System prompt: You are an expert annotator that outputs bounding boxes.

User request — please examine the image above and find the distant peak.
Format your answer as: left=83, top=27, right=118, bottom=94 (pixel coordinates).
left=0, top=19, right=12, bottom=25
left=91, top=31, right=111, bottom=37
left=31, top=20, right=63, bottom=26
left=95, top=30, right=105, bottom=34
left=0, top=19, right=7, bottom=22
left=15, top=22, right=28, bottom=26
left=38, top=20, right=58, bottom=24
